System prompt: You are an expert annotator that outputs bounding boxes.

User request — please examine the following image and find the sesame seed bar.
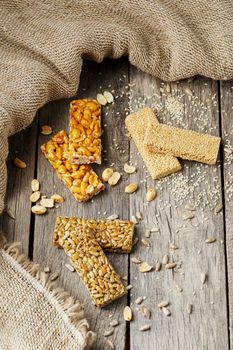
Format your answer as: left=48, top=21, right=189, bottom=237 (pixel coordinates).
left=58, top=225, right=127, bottom=307
left=41, top=130, right=105, bottom=202
left=125, top=108, right=181, bottom=179
left=145, top=122, right=221, bottom=165
left=69, top=99, right=102, bottom=164
left=54, top=216, right=134, bottom=253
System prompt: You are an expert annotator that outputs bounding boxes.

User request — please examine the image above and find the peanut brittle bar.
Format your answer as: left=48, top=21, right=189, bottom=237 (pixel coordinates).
left=145, top=122, right=221, bottom=165
left=41, top=130, right=105, bottom=202
left=125, top=108, right=181, bottom=179
left=59, top=225, right=127, bottom=307
left=54, top=216, right=134, bottom=253
left=69, top=99, right=102, bottom=164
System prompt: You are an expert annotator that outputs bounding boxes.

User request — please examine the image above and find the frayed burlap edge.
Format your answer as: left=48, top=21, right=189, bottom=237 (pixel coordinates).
left=0, top=231, right=96, bottom=349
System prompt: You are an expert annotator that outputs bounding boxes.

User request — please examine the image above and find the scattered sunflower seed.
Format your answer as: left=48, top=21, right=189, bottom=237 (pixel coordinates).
left=185, top=203, right=196, bottom=211
left=103, top=91, right=114, bottom=104
left=200, top=272, right=207, bottom=284
left=182, top=211, right=195, bottom=220
left=40, top=198, right=54, bottom=208
left=65, top=263, right=75, bottom=272
left=103, top=329, right=114, bottom=337
left=158, top=300, right=169, bottom=308
left=50, top=272, right=59, bottom=281
left=30, top=191, right=41, bottom=203
left=107, top=214, right=119, bottom=220
left=165, top=262, right=177, bottom=269
left=136, top=211, right=143, bottom=220
left=205, top=237, right=216, bottom=244
left=139, top=262, right=153, bottom=273
left=131, top=215, right=138, bottom=224
left=108, top=172, right=121, bottom=186
left=139, top=325, right=150, bottom=332
left=170, top=243, right=178, bottom=250
left=131, top=257, right=142, bottom=264
left=162, top=255, right=169, bottom=265
left=214, top=203, right=223, bottom=215
left=126, top=284, right=133, bottom=291
left=31, top=179, right=40, bottom=192
left=146, top=188, right=157, bottom=202
left=51, top=194, right=64, bottom=203
left=155, top=261, right=161, bottom=271
left=186, top=303, right=193, bottom=314
left=106, top=340, right=115, bottom=349
left=162, top=307, right=171, bottom=317
left=125, top=183, right=138, bottom=194
left=135, top=297, right=143, bottom=305
left=110, top=320, right=119, bottom=327
left=97, top=93, right=107, bottom=106
left=31, top=205, right=47, bottom=215
left=13, top=157, right=27, bottom=169
left=140, top=305, right=151, bottom=319
left=41, top=125, right=52, bottom=135
left=141, top=239, right=150, bottom=247
left=123, top=306, right=132, bottom=321
left=44, top=266, right=50, bottom=273
left=6, top=208, right=15, bottom=219
left=124, top=163, right=136, bottom=174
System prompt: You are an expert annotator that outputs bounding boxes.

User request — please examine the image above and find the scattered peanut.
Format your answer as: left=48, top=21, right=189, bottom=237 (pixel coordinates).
left=97, top=93, right=107, bottom=106
left=125, top=183, right=138, bottom=194
left=30, top=191, right=41, bottom=203
left=13, top=157, right=27, bottom=169
left=102, top=168, right=114, bottom=182
left=146, top=188, right=157, bottom=202
left=40, top=198, right=54, bottom=208
left=108, top=172, right=121, bottom=186
left=124, top=163, right=136, bottom=174
left=31, top=205, right=47, bottom=215
left=123, top=306, right=132, bottom=321
left=103, top=91, right=114, bottom=104
left=41, top=125, right=53, bottom=135
left=31, top=179, right=40, bottom=192
left=51, top=194, right=64, bottom=203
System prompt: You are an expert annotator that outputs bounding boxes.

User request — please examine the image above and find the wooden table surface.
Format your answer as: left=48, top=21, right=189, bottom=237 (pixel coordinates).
left=1, top=58, right=233, bottom=350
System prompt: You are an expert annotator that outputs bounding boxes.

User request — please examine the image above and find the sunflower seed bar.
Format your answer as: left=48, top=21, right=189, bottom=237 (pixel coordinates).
left=59, top=225, right=126, bottom=307
left=41, top=130, right=105, bottom=202
left=69, top=99, right=102, bottom=164
left=54, top=216, right=134, bottom=253
left=125, top=108, right=181, bottom=179
left=145, top=122, right=221, bottom=165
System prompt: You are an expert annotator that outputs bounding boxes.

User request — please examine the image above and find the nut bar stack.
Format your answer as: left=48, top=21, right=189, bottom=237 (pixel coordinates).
left=69, top=99, right=102, bottom=164
left=58, top=225, right=127, bottom=307
left=125, top=108, right=181, bottom=179
left=41, top=130, right=105, bottom=202
left=54, top=216, right=134, bottom=253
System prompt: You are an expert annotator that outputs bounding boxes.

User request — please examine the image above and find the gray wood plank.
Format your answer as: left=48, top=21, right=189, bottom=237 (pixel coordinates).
left=33, top=58, right=130, bottom=349
left=220, top=80, right=233, bottom=349
left=0, top=118, right=38, bottom=255
left=128, top=71, right=229, bottom=349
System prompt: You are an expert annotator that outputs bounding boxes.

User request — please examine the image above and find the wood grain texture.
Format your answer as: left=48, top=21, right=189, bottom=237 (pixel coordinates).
left=128, top=70, right=229, bottom=350
left=220, top=81, right=233, bottom=349
left=32, top=58, right=130, bottom=350
left=0, top=119, right=38, bottom=255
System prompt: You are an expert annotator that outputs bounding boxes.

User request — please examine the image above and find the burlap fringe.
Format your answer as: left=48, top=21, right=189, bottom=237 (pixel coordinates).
left=0, top=231, right=95, bottom=349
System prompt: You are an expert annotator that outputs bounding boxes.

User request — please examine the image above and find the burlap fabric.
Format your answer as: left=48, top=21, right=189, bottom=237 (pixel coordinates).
left=1, top=1, right=233, bottom=348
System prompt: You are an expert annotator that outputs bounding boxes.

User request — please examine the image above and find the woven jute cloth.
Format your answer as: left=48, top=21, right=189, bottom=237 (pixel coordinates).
left=1, top=1, right=233, bottom=348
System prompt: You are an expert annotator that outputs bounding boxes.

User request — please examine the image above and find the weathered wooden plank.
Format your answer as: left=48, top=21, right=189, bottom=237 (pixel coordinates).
left=0, top=118, right=38, bottom=255
left=33, top=58, right=130, bottom=349
left=220, top=80, right=233, bottom=349
left=128, top=71, right=229, bottom=349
